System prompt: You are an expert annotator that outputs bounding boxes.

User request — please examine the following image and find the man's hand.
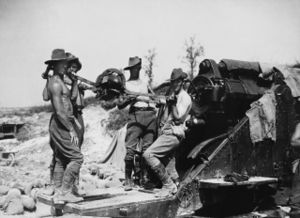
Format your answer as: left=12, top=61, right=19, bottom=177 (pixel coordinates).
left=42, top=65, right=53, bottom=79
left=136, top=95, right=150, bottom=102
left=158, top=97, right=166, bottom=105
left=70, top=73, right=78, bottom=82
left=78, top=83, right=90, bottom=91
left=162, top=129, right=173, bottom=135
left=125, top=95, right=137, bottom=101
left=70, top=130, right=79, bottom=146
left=167, top=94, right=177, bottom=105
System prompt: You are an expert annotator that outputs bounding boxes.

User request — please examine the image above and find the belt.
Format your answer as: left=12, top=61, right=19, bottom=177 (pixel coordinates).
left=130, top=106, right=155, bottom=113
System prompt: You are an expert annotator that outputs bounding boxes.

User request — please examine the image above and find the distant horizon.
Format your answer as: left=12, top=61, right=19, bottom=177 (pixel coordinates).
left=0, top=0, right=299, bottom=107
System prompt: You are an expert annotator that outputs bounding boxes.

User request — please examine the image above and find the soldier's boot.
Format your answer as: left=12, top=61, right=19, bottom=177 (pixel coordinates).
left=124, top=160, right=134, bottom=191
left=51, top=171, right=65, bottom=205
left=43, top=168, right=56, bottom=196
left=54, top=163, right=83, bottom=203
left=141, top=165, right=160, bottom=190
left=72, top=176, right=86, bottom=197
left=153, top=163, right=177, bottom=198
left=47, top=171, right=64, bottom=196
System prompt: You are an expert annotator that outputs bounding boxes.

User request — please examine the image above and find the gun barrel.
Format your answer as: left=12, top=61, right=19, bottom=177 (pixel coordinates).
left=72, top=74, right=96, bottom=87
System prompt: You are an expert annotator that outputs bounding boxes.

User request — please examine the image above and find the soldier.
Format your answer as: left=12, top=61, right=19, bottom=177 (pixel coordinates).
left=44, top=49, right=83, bottom=203
left=42, top=52, right=85, bottom=197
left=118, top=56, right=157, bottom=191
left=64, top=53, right=85, bottom=148
left=143, top=68, right=192, bottom=197
left=64, top=53, right=86, bottom=196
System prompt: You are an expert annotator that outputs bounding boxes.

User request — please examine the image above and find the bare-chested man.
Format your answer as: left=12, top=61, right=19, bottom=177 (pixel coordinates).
left=42, top=52, right=85, bottom=196
left=44, top=49, right=83, bottom=203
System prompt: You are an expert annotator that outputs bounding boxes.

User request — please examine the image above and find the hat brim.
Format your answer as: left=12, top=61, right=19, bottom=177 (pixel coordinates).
left=170, top=76, right=185, bottom=81
left=123, top=62, right=141, bottom=70
left=123, top=65, right=137, bottom=70
left=44, top=58, right=68, bottom=65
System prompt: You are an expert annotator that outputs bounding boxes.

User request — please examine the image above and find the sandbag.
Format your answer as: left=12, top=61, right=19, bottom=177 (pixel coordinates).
left=30, top=188, right=39, bottom=201
left=25, top=180, right=44, bottom=196
left=0, top=185, right=9, bottom=195
left=25, top=182, right=34, bottom=196
left=0, top=195, right=6, bottom=208
left=33, top=179, right=44, bottom=188
left=11, top=182, right=25, bottom=194
left=219, top=59, right=261, bottom=75
left=4, top=198, right=24, bottom=215
left=21, top=195, right=36, bottom=211
left=4, top=188, right=21, bottom=205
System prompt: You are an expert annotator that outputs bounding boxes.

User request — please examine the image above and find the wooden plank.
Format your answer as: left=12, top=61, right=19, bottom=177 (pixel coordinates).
left=64, top=187, right=172, bottom=212
left=38, top=187, right=179, bottom=217
left=37, top=192, right=117, bottom=205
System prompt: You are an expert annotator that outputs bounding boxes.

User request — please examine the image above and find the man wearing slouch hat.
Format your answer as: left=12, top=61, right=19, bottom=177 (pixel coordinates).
left=44, top=49, right=83, bottom=203
left=143, top=68, right=192, bottom=197
left=117, top=56, right=158, bottom=191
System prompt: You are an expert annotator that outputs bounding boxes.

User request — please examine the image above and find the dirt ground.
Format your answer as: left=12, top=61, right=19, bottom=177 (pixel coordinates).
left=0, top=105, right=123, bottom=217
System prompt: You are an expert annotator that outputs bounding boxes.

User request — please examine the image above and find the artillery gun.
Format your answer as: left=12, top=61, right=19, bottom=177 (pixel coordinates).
left=176, top=59, right=299, bottom=216
left=38, top=60, right=300, bottom=217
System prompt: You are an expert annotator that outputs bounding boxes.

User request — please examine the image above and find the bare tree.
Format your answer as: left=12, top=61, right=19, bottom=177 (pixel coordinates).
left=144, top=48, right=157, bottom=88
left=183, top=36, right=205, bottom=80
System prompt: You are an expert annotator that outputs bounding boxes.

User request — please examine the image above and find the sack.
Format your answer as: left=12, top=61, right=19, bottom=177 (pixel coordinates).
left=21, top=195, right=36, bottom=211
left=224, top=172, right=249, bottom=184
left=0, top=185, right=9, bottom=195
left=5, top=198, right=24, bottom=215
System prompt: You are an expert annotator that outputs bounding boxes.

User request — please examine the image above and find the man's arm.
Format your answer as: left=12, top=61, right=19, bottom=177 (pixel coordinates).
left=42, top=80, right=50, bottom=101
left=171, top=93, right=192, bottom=122
left=42, top=65, right=53, bottom=101
left=117, top=95, right=136, bottom=110
left=70, top=80, right=79, bottom=102
left=64, top=74, right=79, bottom=101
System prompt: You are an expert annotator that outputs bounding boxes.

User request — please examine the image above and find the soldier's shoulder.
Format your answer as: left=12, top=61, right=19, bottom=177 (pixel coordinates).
left=48, top=76, right=63, bottom=91
left=181, top=89, right=192, bottom=103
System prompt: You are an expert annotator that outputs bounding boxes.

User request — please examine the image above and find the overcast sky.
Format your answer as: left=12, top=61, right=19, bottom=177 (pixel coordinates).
left=0, top=0, right=299, bottom=107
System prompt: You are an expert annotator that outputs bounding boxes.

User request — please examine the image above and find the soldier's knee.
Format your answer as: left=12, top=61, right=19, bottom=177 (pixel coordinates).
left=143, top=150, right=153, bottom=162
left=143, top=152, right=160, bottom=167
